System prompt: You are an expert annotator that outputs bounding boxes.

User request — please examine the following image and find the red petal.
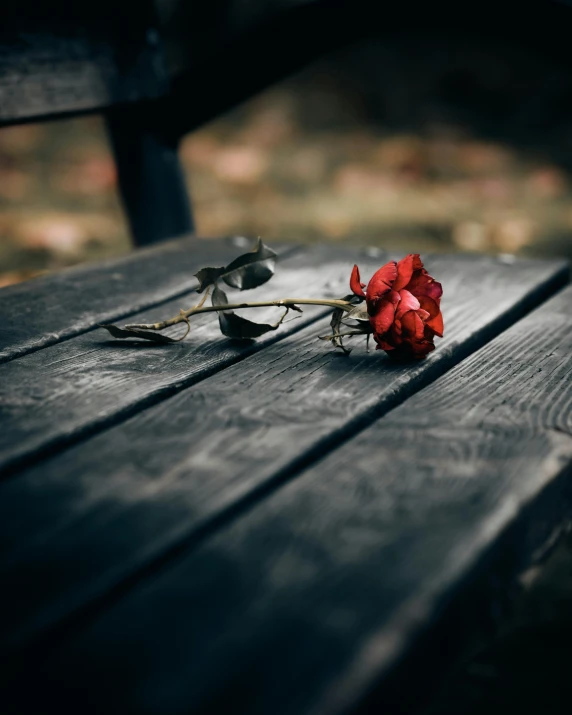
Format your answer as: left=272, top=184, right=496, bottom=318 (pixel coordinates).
left=401, top=310, right=426, bottom=343
left=369, top=291, right=399, bottom=336
left=424, top=325, right=435, bottom=341
left=408, top=271, right=443, bottom=302
left=396, top=289, right=421, bottom=320
left=411, top=341, right=435, bottom=358
left=349, top=264, right=366, bottom=298
left=391, top=319, right=403, bottom=339
left=427, top=279, right=443, bottom=302
left=390, top=309, right=436, bottom=359
left=427, top=312, right=443, bottom=337
left=393, top=254, right=423, bottom=291
left=375, top=338, right=395, bottom=352
left=418, top=295, right=439, bottom=318
left=418, top=296, right=444, bottom=337
left=366, top=261, right=398, bottom=309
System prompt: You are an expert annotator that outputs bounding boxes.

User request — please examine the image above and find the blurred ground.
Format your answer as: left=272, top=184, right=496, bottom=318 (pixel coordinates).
left=2, top=31, right=572, bottom=286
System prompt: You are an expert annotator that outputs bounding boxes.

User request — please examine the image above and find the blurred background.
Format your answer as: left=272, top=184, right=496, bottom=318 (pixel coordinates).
left=3, top=28, right=572, bottom=286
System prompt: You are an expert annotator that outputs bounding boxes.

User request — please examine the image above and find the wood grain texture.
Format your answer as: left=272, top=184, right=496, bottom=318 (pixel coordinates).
left=0, top=235, right=268, bottom=363
left=0, top=255, right=567, bottom=661
left=0, top=244, right=368, bottom=474
left=10, top=286, right=572, bottom=715
left=0, top=3, right=167, bottom=124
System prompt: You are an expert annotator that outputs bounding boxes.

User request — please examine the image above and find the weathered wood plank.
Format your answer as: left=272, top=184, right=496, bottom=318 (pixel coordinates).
left=0, top=235, right=272, bottom=363
left=0, top=255, right=566, bottom=660
left=10, top=285, right=572, bottom=715
left=0, top=244, right=372, bottom=474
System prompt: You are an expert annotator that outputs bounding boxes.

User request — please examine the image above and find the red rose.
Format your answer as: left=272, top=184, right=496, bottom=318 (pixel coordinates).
left=350, top=254, right=443, bottom=358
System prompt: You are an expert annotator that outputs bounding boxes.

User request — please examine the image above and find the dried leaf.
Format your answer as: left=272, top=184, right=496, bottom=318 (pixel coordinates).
left=345, top=305, right=370, bottom=322
left=212, top=284, right=282, bottom=340
left=329, top=293, right=355, bottom=354
left=221, top=238, right=277, bottom=290
left=195, top=267, right=226, bottom=293
left=99, top=324, right=179, bottom=344
left=194, top=239, right=277, bottom=294
left=325, top=294, right=370, bottom=354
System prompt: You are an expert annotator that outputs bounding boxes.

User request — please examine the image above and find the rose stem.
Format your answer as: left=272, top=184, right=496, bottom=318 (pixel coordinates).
left=125, top=298, right=354, bottom=332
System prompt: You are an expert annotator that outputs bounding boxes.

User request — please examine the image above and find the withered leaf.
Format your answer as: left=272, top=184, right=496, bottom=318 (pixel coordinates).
left=212, top=284, right=282, bottom=340
left=195, top=267, right=226, bottom=293
left=345, top=305, right=370, bottom=323
left=222, top=238, right=277, bottom=290
left=99, top=324, right=179, bottom=344
left=329, top=293, right=355, bottom=354
left=194, top=238, right=277, bottom=293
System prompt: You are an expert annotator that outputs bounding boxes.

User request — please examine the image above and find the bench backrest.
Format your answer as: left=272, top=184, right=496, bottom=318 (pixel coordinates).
left=0, top=3, right=169, bottom=127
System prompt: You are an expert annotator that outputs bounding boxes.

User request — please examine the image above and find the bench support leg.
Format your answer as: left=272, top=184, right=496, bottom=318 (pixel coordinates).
left=105, top=109, right=194, bottom=247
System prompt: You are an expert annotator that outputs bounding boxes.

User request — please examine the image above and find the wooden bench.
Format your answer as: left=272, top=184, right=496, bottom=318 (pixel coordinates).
left=0, top=236, right=571, bottom=714
left=2, top=2, right=572, bottom=713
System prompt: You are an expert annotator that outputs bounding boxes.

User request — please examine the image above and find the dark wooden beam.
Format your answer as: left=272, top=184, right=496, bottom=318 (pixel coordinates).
left=0, top=2, right=168, bottom=126
left=105, top=107, right=194, bottom=246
